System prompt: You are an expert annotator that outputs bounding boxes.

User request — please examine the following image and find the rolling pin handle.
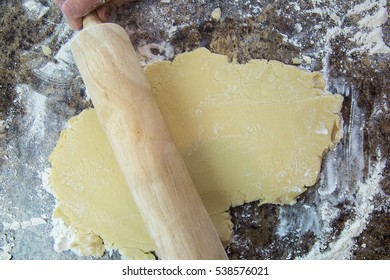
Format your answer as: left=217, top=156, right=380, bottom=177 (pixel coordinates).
left=83, top=12, right=102, bottom=29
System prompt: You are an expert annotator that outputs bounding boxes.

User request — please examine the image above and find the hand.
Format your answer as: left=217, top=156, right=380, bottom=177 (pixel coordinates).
left=53, top=0, right=135, bottom=30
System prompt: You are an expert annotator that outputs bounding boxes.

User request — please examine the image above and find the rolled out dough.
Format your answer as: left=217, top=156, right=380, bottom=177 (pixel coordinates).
left=49, top=48, right=343, bottom=259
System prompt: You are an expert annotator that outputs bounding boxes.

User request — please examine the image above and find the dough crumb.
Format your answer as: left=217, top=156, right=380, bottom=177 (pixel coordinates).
left=42, top=45, right=52, bottom=56
left=292, top=57, right=303, bottom=64
left=302, top=55, right=312, bottom=64
left=211, top=8, right=222, bottom=21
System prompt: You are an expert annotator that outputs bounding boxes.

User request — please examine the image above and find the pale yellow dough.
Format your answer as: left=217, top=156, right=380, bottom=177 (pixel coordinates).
left=49, top=48, right=343, bottom=259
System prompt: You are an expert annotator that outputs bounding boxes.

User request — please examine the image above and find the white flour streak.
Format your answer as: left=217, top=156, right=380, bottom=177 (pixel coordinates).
left=358, top=7, right=388, bottom=28
left=303, top=159, right=385, bottom=259
left=33, top=41, right=76, bottom=87
left=347, top=0, right=390, bottom=54
left=40, top=168, right=55, bottom=197
left=3, top=217, right=47, bottom=231
left=16, top=84, right=47, bottom=141
left=0, top=242, right=13, bottom=260
left=319, top=0, right=390, bottom=69
left=354, top=28, right=390, bottom=55
left=298, top=86, right=382, bottom=259
left=317, top=157, right=337, bottom=196
left=347, top=0, right=388, bottom=16
left=22, top=0, right=50, bottom=20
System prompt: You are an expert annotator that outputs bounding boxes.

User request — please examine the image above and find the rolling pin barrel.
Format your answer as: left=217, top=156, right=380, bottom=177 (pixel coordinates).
left=71, top=14, right=227, bottom=259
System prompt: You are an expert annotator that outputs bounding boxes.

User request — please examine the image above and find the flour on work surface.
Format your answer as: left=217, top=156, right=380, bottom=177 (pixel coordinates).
left=3, top=217, right=47, bottom=231
left=22, top=0, right=50, bottom=20
left=302, top=159, right=386, bottom=259
left=276, top=79, right=388, bottom=259
left=50, top=217, right=82, bottom=256
left=286, top=0, right=390, bottom=68
left=3, top=0, right=388, bottom=260
left=0, top=10, right=82, bottom=259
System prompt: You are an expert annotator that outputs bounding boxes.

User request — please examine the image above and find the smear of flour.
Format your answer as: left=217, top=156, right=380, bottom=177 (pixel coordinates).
left=351, top=2, right=390, bottom=54
left=302, top=159, right=386, bottom=259
left=335, top=0, right=389, bottom=54
left=22, top=0, right=50, bottom=20
left=0, top=84, right=49, bottom=260
left=289, top=0, right=390, bottom=67
left=274, top=0, right=389, bottom=259
left=40, top=167, right=55, bottom=196
left=16, top=84, right=47, bottom=140
left=276, top=71, right=387, bottom=259
left=3, top=217, right=47, bottom=231
left=1, top=216, right=48, bottom=260
left=33, top=41, right=77, bottom=89
left=0, top=241, right=14, bottom=260
left=0, top=16, right=77, bottom=259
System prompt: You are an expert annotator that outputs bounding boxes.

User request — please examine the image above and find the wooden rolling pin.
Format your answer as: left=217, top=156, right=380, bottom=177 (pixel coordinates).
left=71, top=13, right=228, bottom=260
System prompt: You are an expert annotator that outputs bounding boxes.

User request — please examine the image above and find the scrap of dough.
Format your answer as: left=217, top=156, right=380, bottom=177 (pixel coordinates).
left=49, top=48, right=343, bottom=259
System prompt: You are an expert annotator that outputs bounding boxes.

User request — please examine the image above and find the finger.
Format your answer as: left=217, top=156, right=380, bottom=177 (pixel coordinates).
left=60, top=0, right=137, bottom=30
left=62, top=0, right=105, bottom=18
left=96, top=4, right=115, bottom=23
left=61, top=0, right=105, bottom=30
left=64, top=13, right=83, bottom=30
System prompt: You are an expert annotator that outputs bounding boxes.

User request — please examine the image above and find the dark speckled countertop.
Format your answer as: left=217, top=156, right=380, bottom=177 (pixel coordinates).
left=0, top=0, right=389, bottom=259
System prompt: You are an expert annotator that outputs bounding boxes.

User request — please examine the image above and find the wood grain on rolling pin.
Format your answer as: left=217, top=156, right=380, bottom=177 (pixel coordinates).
left=71, top=20, right=227, bottom=260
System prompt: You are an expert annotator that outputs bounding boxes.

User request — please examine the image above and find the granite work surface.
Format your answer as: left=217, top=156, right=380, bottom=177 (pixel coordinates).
left=0, top=0, right=389, bottom=259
